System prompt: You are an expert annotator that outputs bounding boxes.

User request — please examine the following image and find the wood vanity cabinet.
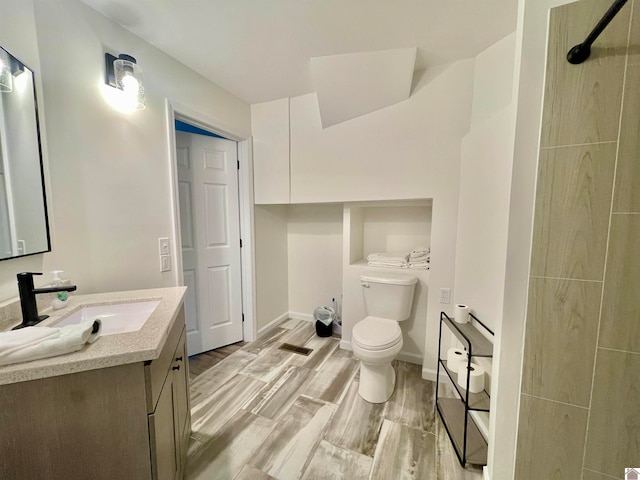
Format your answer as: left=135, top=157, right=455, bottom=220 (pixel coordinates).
left=0, top=306, right=190, bottom=480
left=147, top=313, right=191, bottom=480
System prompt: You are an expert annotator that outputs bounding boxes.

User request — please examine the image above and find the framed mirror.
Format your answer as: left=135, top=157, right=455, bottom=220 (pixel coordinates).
left=0, top=45, right=50, bottom=261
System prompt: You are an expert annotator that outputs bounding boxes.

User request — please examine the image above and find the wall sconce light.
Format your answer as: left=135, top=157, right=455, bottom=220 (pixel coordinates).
left=104, top=52, right=145, bottom=110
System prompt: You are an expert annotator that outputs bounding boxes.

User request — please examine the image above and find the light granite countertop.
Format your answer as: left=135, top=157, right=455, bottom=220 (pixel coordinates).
left=0, top=286, right=187, bottom=386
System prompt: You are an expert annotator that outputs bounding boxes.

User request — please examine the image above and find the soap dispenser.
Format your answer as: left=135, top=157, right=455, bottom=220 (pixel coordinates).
left=51, top=270, right=70, bottom=310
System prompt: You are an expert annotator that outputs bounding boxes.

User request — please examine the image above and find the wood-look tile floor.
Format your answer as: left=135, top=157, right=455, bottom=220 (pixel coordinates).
left=187, top=319, right=482, bottom=480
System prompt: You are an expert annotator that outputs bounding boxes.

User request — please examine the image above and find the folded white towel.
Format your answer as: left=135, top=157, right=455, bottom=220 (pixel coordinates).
left=408, top=261, right=430, bottom=269
left=411, top=246, right=430, bottom=255
left=0, top=320, right=102, bottom=367
left=367, top=253, right=409, bottom=263
left=409, top=253, right=430, bottom=262
left=368, top=261, right=409, bottom=268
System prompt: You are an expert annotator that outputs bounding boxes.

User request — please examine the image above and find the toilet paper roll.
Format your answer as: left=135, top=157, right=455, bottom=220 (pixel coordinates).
left=446, top=348, right=467, bottom=373
left=454, top=304, right=470, bottom=324
left=457, top=362, right=485, bottom=393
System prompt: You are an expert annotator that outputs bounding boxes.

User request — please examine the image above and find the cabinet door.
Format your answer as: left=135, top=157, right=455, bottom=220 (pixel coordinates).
left=251, top=98, right=290, bottom=204
left=149, top=375, right=179, bottom=480
left=172, top=331, right=190, bottom=477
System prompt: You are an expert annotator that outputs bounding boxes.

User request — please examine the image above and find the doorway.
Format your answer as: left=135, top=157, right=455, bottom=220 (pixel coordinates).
left=166, top=100, right=256, bottom=356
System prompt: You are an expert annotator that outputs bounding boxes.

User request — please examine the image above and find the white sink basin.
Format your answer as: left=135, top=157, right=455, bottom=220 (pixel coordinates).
left=53, top=300, right=160, bottom=336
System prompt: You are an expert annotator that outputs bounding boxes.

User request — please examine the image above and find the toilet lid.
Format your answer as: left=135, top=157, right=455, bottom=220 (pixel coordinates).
left=352, top=317, right=402, bottom=351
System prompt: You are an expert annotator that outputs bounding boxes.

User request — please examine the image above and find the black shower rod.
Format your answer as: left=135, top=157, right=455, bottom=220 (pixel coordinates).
left=567, top=0, right=629, bottom=64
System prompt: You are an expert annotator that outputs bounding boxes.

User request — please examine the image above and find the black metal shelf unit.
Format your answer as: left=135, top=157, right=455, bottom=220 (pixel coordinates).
left=436, top=311, right=494, bottom=467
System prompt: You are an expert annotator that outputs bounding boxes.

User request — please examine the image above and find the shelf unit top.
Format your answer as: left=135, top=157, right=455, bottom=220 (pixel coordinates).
left=442, top=314, right=493, bottom=357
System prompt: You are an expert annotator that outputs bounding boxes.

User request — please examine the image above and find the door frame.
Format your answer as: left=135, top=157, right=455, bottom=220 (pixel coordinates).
left=165, top=98, right=257, bottom=343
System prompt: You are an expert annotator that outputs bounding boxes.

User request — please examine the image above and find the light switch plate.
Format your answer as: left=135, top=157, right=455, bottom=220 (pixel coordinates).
left=160, top=255, right=171, bottom=272
left=158, top=237, right=170, bottom=255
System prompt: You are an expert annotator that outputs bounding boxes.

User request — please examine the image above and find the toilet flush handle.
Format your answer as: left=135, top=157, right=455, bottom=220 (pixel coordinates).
left=362, top=282, right=370, bottom=288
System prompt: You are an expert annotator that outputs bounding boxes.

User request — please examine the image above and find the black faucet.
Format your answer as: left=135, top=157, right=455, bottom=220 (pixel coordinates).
left=12, top=272, right=77, bottom=330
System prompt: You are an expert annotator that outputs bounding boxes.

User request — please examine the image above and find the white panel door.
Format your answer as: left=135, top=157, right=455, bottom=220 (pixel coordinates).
left=176, top=131, right=243, bottom=355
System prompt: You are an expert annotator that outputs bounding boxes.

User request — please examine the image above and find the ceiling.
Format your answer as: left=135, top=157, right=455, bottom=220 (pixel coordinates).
left=80, top=0, right=518, bottom=105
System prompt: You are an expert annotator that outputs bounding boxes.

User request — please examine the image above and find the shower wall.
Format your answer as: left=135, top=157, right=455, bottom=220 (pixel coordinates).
left=514, top=0, right=639, bottom=478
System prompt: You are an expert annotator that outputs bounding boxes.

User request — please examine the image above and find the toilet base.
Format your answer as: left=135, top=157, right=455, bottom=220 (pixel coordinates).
left=358, top=361, right=396, bottom=404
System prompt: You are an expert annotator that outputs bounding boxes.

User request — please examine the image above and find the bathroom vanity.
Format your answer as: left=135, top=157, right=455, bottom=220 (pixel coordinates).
left=0, top=286, right=188, bottom=480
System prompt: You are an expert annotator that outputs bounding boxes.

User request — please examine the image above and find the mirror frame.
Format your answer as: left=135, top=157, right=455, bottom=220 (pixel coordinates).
left=0, top=45, right=51, bottom=262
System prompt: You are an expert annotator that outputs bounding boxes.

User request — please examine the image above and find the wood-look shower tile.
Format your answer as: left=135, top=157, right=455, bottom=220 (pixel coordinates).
left=521, top=277, right=601, bottom=407
left=369, top=420, right=436, bottom=480
left=242, top=327, right=290, bottom=356
left=301, top=440, right=373, bottom=480
left=300, top=348, right=359, bottom=404
left=187, top=410, right=274, bottom=480
left=613, top=65, right=640, bottom=212
left=435, top=417, right=483, bottom=480
left=530, top=143, right=616, bottom=280
left=233, top=465, right=277, bottom=480
left=245, top=365, right=313, bottom=421
left=190, top=350, right=258, bottom=394
left=541, top=0, right=629, bottom=147
left=287, top=335, right=340, bottom=370
left=629, top=0, right=640, bottom=65
left=584, top=349, right=640, bottom=476
left=582, top=469, right=619, bottom=480
left=191, top=374, right=266, bottom=441
left=249, top=396, right=337, bottom=480
left=514, top=394, right=588, bottom=479
left=324, top=378, right=385, bottom=457
left=384, top=361, right=436, bottom=433
left=599, top=215, right=640, bottom=353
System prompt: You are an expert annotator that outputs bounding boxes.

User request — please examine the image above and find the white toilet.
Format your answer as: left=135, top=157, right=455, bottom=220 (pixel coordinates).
left=351, top=272, right=417, bottom=403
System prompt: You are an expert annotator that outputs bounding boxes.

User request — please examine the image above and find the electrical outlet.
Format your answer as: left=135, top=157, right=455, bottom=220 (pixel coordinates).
left=440, top=288, right=451, bottom=304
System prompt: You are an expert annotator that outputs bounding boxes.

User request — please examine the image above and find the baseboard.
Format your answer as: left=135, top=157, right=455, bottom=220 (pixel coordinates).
left=422, top=367, right=438, bottom=382
left=256, top=312, right=289, bottom=337
left=483, top=466, right=490, bottom=480
left=340, top=340, right=423, bottom=366
left=396, top=351, right=423, bottom=365
left=288, top=311, right=314, bottom=322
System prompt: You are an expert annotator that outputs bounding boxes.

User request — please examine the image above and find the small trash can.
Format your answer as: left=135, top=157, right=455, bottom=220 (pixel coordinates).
left=313, top=306, right=335, bottom=337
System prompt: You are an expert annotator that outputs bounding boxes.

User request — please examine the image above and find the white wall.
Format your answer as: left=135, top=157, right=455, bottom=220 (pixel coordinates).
left=452, top=32, right=518, bottom=471
left=454, top=33, right=517, bottom=332
left=27, top=0, right=250, bottom=297
left=254, top=205, right=289, bottom=331
left=285, top=60, right=475, bottom=374
left=287, top=204, right=343, bottom=319
left=0, top=0, right=50, bottom=301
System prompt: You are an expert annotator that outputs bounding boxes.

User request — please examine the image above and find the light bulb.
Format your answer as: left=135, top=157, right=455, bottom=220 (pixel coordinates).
left=121, top=74, right=139, bottom=94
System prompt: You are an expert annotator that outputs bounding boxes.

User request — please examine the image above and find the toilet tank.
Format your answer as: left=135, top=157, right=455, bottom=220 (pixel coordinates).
left=361, top=272, right=417, bottom=321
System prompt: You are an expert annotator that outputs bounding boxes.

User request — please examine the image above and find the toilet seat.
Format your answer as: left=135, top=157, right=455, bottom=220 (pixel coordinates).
left=352, top=316, right=402, bottom=351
